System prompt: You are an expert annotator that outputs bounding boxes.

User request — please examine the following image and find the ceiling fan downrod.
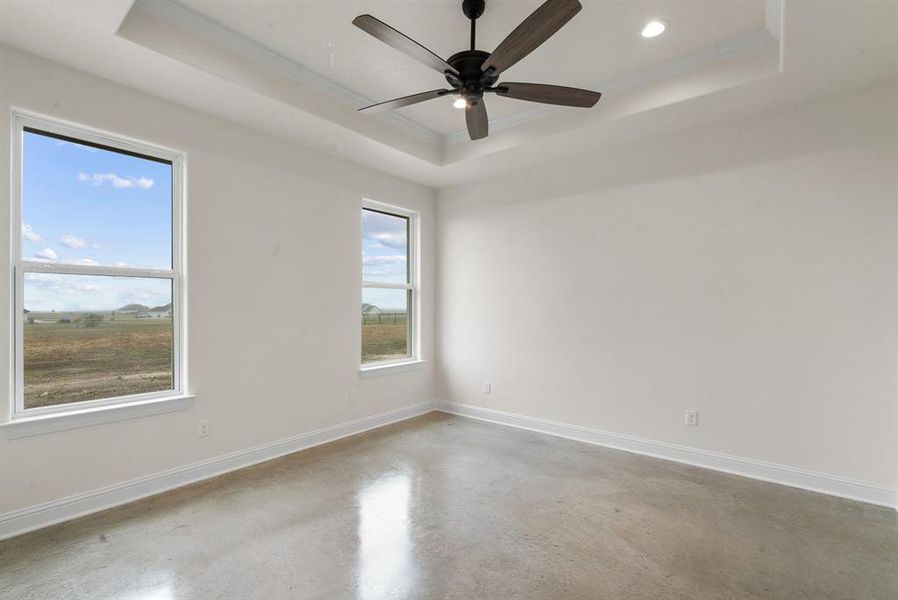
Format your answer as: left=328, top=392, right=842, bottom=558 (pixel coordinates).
left=463, top=0, right=486, bottom=51
left=447, top=0, right=496, bottom=107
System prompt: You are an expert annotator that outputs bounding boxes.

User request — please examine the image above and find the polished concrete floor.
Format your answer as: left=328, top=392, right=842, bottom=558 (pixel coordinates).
left=1, top=412, right=896, bottom=599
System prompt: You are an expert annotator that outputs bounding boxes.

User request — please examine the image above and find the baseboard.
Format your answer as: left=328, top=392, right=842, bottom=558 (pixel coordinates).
left=4, top=399, right=893, bottom=541
left=0, top=401, right=435, bottom=541
left=436, top=401, right=898, bottom=510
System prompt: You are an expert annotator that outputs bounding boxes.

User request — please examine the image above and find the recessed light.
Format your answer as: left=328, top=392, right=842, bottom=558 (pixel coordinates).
left=453, top=97, right=468, bottom=109
left=641, top=20, right=667, bottom=38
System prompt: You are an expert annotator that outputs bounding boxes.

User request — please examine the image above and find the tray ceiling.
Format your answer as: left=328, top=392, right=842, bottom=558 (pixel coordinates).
left=1, top=0, right=895, bottom=187
left=176, top=0, right=768, bottom=137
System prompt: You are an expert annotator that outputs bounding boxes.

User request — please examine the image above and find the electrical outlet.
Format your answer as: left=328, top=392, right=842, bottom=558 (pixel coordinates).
left=198, top=419, right=210, bottom=438
left=349, top=390, right=358, bottom=405
left=483, top=381, right=491, bottom=395
left=685, top=410, right=699, bottom=427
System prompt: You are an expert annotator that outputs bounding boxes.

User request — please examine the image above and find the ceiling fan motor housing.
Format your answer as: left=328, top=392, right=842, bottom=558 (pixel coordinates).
left=354, top=0, right=600, bottom=140
left=446, top=50, right=498, bottom=104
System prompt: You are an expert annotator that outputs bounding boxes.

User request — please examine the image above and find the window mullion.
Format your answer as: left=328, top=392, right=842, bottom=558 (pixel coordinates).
left=362, top=281, right=412, bottom=290
left=18, top=261, right=175, bottom=279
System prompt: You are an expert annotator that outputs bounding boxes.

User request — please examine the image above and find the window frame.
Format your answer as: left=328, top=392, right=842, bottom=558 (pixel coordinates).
left=360, top=199, right=420, bottom=371
left=10, top=112, right=186, bottom=419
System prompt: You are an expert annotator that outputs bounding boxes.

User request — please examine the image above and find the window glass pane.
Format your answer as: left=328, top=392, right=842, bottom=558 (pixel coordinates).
left=21, top=129, right=173, bottom=269
left=362, top=209, right=408, bottom=284
left=362, top=288, right=410, bottom=364
left=23, top=273, right=173, bottom=409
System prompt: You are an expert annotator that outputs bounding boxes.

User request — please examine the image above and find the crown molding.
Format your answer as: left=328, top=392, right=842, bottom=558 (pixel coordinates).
left=444, top=27, right=779, bottom=145
left=125, top=1, right=781, bottom=152
left=131, top=0, right=443, bottom=145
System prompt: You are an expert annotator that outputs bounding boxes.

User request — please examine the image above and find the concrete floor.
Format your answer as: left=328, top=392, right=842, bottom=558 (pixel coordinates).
left=1, top=413, right=896, bottom=599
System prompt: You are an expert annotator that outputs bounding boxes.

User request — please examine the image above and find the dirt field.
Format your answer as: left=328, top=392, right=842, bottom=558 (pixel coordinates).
left=362, top=320, right=409, bottom=363
left=22, top=312, right=404, bottom=408
left=23, top=316, right=173, bottom=409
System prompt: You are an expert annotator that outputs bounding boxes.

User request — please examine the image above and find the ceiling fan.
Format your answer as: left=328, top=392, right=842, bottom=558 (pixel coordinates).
left=352, top=0, right=601, bottom=141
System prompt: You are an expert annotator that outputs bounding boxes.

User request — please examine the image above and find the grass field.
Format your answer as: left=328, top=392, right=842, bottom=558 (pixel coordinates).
left=23, top=314, right=173, bottom=409
left=362, top=314, right=409, bottom=363
left=22, top=310, right=405, bottom=409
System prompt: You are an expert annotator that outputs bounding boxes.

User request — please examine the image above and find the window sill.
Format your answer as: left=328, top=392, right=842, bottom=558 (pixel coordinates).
left=359, top=360, right=426, bottom=379
left=1, top=394, right=195, bottom=440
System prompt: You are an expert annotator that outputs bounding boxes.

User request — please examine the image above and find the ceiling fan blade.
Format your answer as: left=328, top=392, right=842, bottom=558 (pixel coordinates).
left=359, top=89, right=451, bottom=113
left=353, top=15, right=459, bottom=77
left=466, top=100, right=489, bottom=140
left=481, top=0, right=581, bottom=75
left=495, top=82, right=601, bottom=107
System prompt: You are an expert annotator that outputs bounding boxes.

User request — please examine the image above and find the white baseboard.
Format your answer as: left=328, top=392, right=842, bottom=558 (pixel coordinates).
left=436, top=401, right=898, bottom=510
left=0, top=401, right=435, bottom=541
left=4, top=399, right=893, bottom=541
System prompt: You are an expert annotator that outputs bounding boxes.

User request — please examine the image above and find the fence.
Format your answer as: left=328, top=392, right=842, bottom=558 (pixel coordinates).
left=362, top=312, right=408, bottom=325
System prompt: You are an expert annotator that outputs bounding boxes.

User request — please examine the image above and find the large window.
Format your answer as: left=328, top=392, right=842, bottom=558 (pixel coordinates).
left=361, top=201, right=418, bottom=367
left=12, top=114, right=184, bottom=416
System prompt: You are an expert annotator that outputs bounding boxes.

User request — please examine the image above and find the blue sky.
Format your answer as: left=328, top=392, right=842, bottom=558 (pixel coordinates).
left=22, top=131, right=172, bottom=311
left=362, top=209, right=409, bottom=311
left=21, top=132, right=411, bottom=313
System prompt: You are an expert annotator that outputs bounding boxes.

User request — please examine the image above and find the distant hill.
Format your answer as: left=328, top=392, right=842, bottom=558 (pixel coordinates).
left=149, top=303, right=172, bottom=312
left=118, top=303, right=149, bottom=312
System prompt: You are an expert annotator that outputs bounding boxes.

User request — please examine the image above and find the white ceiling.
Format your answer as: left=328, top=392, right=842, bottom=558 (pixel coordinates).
left=0, top=1, right=896, bottom=188
left=177, top=0, right=767, bottom=136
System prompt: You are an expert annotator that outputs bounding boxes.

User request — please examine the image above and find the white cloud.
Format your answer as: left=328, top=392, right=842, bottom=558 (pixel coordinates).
left=110, top=261, right=132, bottom=268
left=364, top=232, right=406, bottom=249
left=77, top=172, right=155, bottom=189
left=22, top=224, right=42, bottom=243
left=118, top=288, right=165, bottom=304
left=362, top=255, right=406, bottom=266
left=362, top=254, right=407, bottom=277
left=73, top=258, right=100, bottom=266
left=365, top=268, right=401, bottom=277
left=24, top=272, right=59, bottom=287
left=34, top=248, right=58, bottom=261
left=24, top=274, right=169, bottom=312
left=60, top=234, right=89, bottom=249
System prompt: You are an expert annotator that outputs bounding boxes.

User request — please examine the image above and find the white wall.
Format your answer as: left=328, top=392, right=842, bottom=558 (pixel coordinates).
left=0, top=46, right=436, bottom=514
left=1, top=45, right=895, bottom=523
left=436, top=83, right=898, bottom=489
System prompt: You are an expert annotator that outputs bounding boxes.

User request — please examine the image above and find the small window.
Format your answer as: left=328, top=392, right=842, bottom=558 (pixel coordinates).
left=361, top=201, right=418, bottom=366
left=12, top=114, right=184, bottom=416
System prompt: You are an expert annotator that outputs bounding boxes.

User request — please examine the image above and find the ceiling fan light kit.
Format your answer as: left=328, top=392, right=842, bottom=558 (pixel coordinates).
left=353, top=0, right=602, bottom=141
left=641, top=19, right=668, bottom=38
